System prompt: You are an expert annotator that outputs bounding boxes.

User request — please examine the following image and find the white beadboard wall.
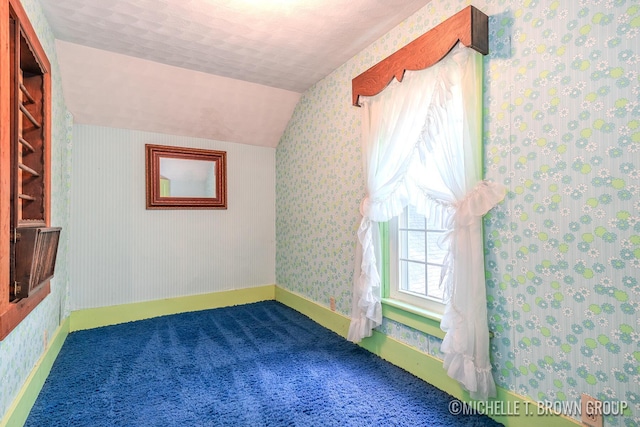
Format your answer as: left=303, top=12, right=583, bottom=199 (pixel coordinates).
left=69, top=125, right=276, bottom=310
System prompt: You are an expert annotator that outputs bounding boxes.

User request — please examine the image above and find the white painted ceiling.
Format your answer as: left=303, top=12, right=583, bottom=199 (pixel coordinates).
left=40, top=0, right=431, bottom=147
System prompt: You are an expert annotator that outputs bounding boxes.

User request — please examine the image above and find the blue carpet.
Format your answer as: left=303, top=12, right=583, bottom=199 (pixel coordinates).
left=26, top=301, right=502, bottom=426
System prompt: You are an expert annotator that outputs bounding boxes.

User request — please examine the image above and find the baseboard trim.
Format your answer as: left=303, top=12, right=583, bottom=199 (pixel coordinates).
left=0, top=317, right=69, bottom=427
left=274, top=286, right=580, bottom=427
left=70, top=285, right=276, bottom=331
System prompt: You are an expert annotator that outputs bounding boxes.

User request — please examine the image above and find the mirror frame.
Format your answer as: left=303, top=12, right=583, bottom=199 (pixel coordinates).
left=145, top=144, right=227, bottom=209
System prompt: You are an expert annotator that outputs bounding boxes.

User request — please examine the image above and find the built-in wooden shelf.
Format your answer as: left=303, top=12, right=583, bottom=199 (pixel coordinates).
left=19, top=136, right=35, bottom=152
left=19, top=81, right=34, bottom=103
left=1, top=0, right=54, bottom=340
left=19, top=102, right=41, bottom=128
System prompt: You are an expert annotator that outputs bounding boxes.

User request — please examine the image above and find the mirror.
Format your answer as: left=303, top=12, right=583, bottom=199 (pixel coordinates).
left=159, top=157, right=217, bottom=198
left=146, top=144, right=227, bottom=209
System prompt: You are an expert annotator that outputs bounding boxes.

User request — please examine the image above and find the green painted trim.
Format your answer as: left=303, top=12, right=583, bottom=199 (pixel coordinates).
left=275, top=286, right=580, bottom=427
left=1, top=318, right=70, bottom=427
left=379, top=221, right=390, bottom=298
left=381, top=298, right=444, bottom=339
left=478, top=52, right=485, bottom=174
left=70, top=285, right=276, bottom=331
left=274, top=286, right=350, bottom=337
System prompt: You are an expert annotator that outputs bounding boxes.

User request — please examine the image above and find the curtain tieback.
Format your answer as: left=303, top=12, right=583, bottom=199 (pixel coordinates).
left=437, top=180, right=507, bottom=299
left=359, top=196, right=370, bottom=217
left=435, top=180, right=507, bottom=226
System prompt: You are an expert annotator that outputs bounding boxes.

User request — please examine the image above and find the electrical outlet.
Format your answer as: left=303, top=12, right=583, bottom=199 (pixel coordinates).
left=581, top=394, right=603, bottom=427
left=329, top=297, right=336, bottom=311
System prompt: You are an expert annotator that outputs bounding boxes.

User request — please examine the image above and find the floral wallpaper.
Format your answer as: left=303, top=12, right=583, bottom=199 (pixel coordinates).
left=0, top=0, right=71, bottom=419
left=277, top=0, right=639, bottom=425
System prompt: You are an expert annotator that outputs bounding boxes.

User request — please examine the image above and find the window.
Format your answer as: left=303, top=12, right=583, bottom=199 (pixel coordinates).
left=387, top=205, right=450, bottom=315
left=348, top=5, right=502, bottom=399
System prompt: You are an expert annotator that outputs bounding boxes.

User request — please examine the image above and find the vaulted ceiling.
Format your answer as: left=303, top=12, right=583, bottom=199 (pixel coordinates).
left=39, top=0, right=431, bottom=147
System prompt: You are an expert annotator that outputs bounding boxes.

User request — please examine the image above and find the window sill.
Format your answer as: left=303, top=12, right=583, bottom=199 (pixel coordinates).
left=381, top=298, right=445, bottom=339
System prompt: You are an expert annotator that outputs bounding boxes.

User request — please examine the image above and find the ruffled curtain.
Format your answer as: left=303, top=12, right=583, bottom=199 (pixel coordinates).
left=347, top=43, right=506, bottom=400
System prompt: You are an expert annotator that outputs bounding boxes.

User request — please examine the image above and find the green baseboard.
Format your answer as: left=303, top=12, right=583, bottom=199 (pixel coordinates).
left=0, top=318, right=69, bottom=427
left=274, top=287, right=580, bottom=427
left=70, top=285, right=276, bottom=331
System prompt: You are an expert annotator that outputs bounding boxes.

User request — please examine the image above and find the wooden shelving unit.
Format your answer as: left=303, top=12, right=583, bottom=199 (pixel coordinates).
left=13, top=24, right=47, bottom=231
left=0, top=0, right=53, bottom=340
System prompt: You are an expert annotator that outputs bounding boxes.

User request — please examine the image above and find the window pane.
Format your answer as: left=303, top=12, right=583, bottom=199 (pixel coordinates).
left=390, top=205, right=447, bottom=307
left=426, top=264, right=445, bottom=300
left=426, top=232, right=447, bottom=264
left=406, top=205, right=425, bottom=229
left=400, top=261, right=426, bottom=295
left=399, top=230, right=408, bottom=259
left=401, top=231, right=425, bottom=262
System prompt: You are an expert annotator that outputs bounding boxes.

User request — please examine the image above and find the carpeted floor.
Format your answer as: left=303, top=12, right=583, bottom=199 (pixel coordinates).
left=26, top=301, right=502, bottom=426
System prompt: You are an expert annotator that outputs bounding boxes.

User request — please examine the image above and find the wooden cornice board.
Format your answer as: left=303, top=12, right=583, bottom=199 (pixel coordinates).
left=352, top=5, right=488, bottom=107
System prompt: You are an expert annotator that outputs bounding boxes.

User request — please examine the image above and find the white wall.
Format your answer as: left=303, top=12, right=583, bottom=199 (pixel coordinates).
left=69, top=125, right=275, bottom=310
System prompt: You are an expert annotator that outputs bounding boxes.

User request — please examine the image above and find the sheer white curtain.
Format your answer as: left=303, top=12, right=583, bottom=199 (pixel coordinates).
left=348, top=44, right=506, bottom=400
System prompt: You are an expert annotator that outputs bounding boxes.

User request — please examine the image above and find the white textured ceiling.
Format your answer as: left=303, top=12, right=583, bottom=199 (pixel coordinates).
left=40, top=0, right=431, bottom=147
left=55, top=40, right=302, bottom=147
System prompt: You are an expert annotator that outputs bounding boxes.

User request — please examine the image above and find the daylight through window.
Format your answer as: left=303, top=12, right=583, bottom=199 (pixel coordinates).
left=389, top=204, right=450, bottom=313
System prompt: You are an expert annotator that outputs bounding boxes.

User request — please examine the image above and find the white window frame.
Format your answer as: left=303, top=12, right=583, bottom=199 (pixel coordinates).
left=387, top=210, right=447, bottom=317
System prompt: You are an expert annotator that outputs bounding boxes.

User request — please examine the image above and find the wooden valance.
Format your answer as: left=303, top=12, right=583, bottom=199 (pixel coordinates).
left=352, top=5, right=489, bottom=107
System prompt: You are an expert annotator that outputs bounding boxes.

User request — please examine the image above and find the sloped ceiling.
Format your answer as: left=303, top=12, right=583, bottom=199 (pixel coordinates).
left=40, top=0, right=431, bottom=147
left=54, top=40, right=302, bottom=148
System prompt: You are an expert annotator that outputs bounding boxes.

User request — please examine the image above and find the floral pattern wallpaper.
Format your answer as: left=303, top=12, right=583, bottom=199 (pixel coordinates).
left=277, top=0, right=639, bottom=425
left=0, top=0, right=71, bottom=419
